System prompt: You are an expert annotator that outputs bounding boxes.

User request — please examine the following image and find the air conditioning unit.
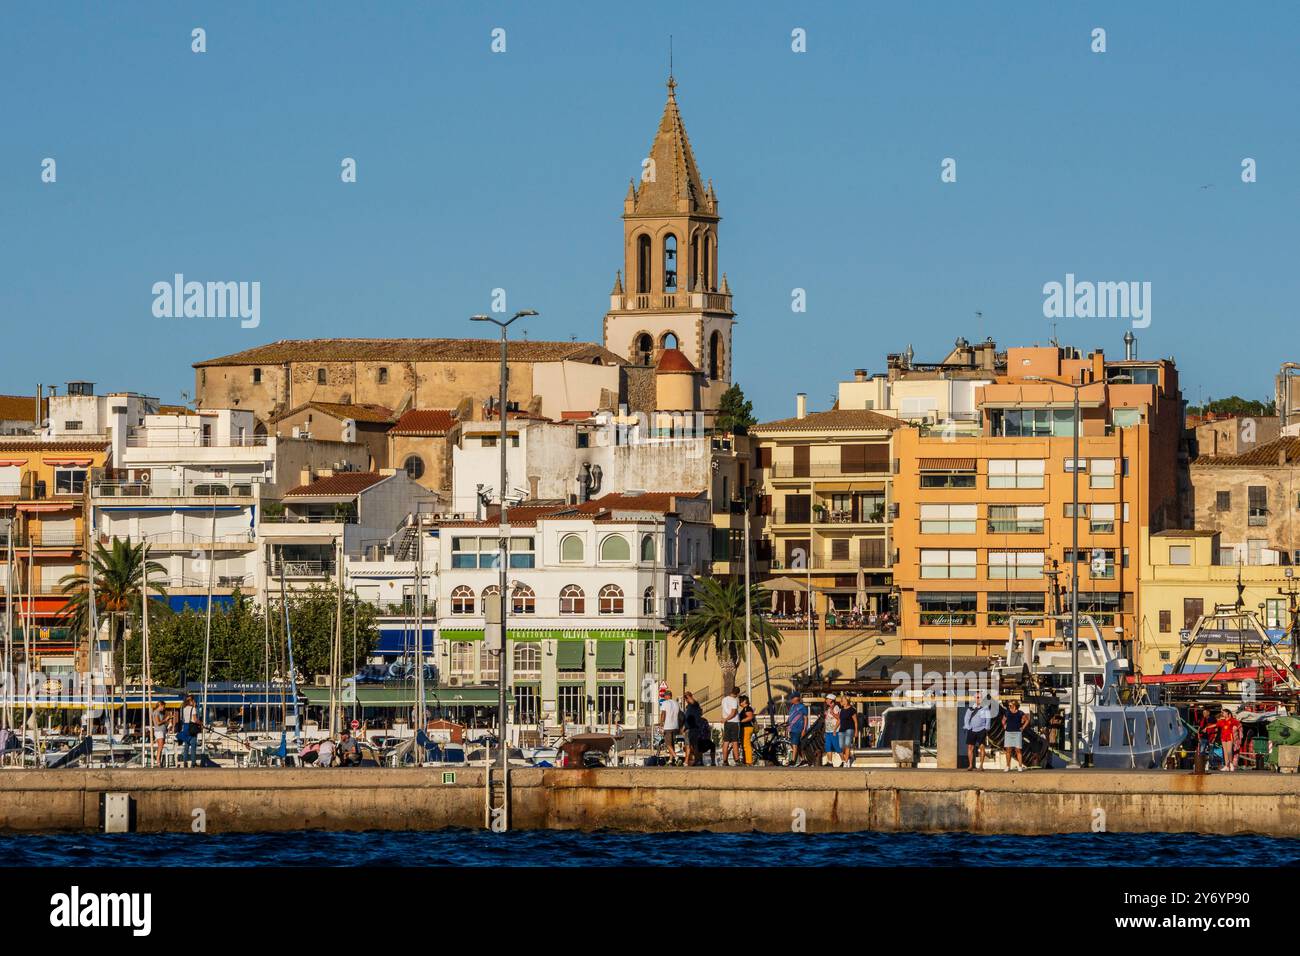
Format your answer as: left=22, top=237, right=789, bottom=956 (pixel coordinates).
left=314, top=674, right=330, bottom=686
left=448, top=676, right=461, bottom=687
left=1204, top=648, right=1220, bottom=662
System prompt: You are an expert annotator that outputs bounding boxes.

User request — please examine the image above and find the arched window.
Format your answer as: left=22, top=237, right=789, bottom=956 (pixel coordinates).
left=599, top=584, right=625, bottom=615
left=481, top=584, right=500, bottom=614
left=559, top=584, right=585, bottom=615
left=660, top=331, right=679, bottom=351
left=635, top=332, right=654, bottom=365
left=599, top=534, right=630, bottom=562
left=511, top=583, right=536, bottom=614
left=404, top=454, right=424, bottom=480
left=709, top=331, right=723, bottom=381
left=690, top=233, right=700, bottom=290
left=643, top=586, right=655, bottom=615
left=513, top=643, right=541, bottom=675
left=450, top=642, right=475, bottom=676
left=703, top=236, right=713, bottom=291
left=560, top=533, right=584, bottom=562
left=636, top=234, right=652, bottom=294
left=451, top=585, right=475, bottom=614
left=640, top=533, right=656, bottom=562
left=663, top=234, right=678, bottom=292
left=316, top=368, right=327, bottom=385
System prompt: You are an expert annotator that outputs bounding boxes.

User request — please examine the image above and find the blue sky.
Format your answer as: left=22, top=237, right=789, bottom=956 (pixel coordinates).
left=3, top=1, right=1296, bottom=420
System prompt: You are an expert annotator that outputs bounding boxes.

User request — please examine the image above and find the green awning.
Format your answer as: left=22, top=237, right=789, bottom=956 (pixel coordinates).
left=556, top=642, right=585, bottom=670
left=438, top=627, right=664, bottom=642
left=301, top=685, right=500, bottom=707
left=595, top=642, right=625, bottom=670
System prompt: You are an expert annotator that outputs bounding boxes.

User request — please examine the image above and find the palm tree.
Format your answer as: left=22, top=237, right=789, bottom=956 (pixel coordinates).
left=677, top=577, right=782, bottom=704
left=58, top=537, right=168, bottom=685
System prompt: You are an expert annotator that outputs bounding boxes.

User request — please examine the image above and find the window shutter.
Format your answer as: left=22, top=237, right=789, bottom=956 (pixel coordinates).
left=840, top=444, right=868, bottom=474
left=792, top=446, right=810, bottom=478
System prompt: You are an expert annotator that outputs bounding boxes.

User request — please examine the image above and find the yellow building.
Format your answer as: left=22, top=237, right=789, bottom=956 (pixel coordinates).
left=1137, top=529, right=1298, bottom=675
left=0, top=439, right=110, bottom=668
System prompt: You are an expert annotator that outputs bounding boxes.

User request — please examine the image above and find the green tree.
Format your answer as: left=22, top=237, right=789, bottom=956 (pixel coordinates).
left=1188, top=395, right=1276, bottom=418
left=677, top=577, right=782, bottom=704
left=274, top=585, right=380, bottom=680
left=133, top=590, right=269, bottom=686
left=58, top=537, right=168, bottom=684
left=716, top=384, right=757, bottom=435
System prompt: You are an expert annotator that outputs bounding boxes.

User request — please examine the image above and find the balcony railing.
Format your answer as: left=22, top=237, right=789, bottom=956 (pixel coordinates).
left=767, top=463, right=891, bottom=479
left=137, top=531, right=256, bottom=547
left=268, top=560, right=336, bottom=578
left=93, top=480, right=260, bottom=499
left=125, top=434, right=268, bottom=448
left=261, top=513, right=358, bottom=524
left=617, top=291, right=732, bottom=312
left=768, top=509, right=887, bottom=526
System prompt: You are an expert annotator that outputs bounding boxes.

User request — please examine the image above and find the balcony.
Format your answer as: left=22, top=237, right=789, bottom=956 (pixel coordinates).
left=268, top=560, right=337, bottom=579
left=767, top=463, right=891, bottom=479
left=92, top=480, right=260, bottom=499
left=615, top=291, right=733, bottom=313
left=125, top=433, right=267, bottom=448
left=261, top=513, right=358, bottom=524
left=136, top=531, right=257, bottom=550
left=769, top=508, right=887, bottom=527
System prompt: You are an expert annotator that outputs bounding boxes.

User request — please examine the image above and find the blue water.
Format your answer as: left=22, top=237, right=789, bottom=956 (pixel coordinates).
left=2, top=830, right=1297, bottom=867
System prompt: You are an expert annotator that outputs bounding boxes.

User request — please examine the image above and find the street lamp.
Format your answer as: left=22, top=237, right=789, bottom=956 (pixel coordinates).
left=1024, top=373, right=1085, bottom=767
left=470, top=309, right=537, bottom=788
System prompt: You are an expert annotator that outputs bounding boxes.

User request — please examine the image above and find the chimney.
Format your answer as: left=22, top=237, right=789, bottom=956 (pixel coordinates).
left=35, top=384, right=41, bottom=430
left=795, top=393, right=807, bottom=419
left=1123, top=330, right=1136, bottom=361
left=854, top=369, right=868, bottom=383
left=299, top=468, right=313, bottom=487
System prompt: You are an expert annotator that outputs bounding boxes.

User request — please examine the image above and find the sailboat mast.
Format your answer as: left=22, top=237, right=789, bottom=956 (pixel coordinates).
left=140, top=546, right=151, bottom=766
left=200, top=499, right=217, bottom=734
left=331, top=536, right=343, bottom=737
left=277, top=549, right=301, bottom=744
left=86, top=526, right=97, bottom=743
left=414, top=519, right=424, bottom=758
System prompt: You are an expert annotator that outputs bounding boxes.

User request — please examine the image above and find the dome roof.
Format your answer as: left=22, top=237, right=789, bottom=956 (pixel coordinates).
left=656, top=347, right=696, bottom=373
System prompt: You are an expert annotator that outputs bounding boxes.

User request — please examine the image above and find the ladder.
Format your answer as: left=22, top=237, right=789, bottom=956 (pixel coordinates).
left=485, top=764, right=510, bottom=831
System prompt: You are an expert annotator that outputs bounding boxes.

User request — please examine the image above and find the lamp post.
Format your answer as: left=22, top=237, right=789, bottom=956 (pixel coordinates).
left=1025, top=374, right=1084, bottom=767
left=471, top=310, right=537, bottom=785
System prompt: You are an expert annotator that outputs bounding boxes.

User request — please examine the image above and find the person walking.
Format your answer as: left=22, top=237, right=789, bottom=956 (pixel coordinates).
left=179, top=694, right=201, bottom=768
left=720, top=687, right=741, bottom=766
left=1002, top=699, right=1027, bottom=772
left=738, top=694, right=756, bottom=765
left=658, top=689, right=681, bottom=765
left=1218, top=708, right=1242, bottom=772
left=822, top=694, right=841, bottom=766
left=964, top=696, right=992, bottom=770
left=838, top=693, right=858, bottom=767
left=786, top=692, right=808, bottom=766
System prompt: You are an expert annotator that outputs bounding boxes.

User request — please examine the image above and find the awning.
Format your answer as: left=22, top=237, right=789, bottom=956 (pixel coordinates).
left=918, top=458, right=976, bottom=471
left=595, top=642, right=625, bottom=670
left=0, top=459, right=28, bottom=466
left=556, top=642, right=584, bottom=670
left=762, top=576, right=809, bottom=592
left=439, top=628, right=662, bottom=642
left=43, top=458, right=94, bottom=466
left=300, top=685, right=499, bottom=707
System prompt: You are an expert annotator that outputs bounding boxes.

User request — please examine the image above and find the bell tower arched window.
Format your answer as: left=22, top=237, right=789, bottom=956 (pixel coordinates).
left=663, top=234, right=678, bottom=292
left=660, top=332, right=678, bottom=351
left=703, top=235, right=713, bottom=292
left=635, top=333, right=654, bottom=365
left=689, top=234, right=700, bottom=290
left=709, top=331, right=723, bottom=381
left=636, top=234, right=652, bottom=294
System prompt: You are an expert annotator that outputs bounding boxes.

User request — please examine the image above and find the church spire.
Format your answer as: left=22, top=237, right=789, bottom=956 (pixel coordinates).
left=630, top=75, right=708, bottom=216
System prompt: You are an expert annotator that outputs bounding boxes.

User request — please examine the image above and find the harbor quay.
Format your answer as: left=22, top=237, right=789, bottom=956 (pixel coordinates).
left=0, top=767, right=1296, bottom=837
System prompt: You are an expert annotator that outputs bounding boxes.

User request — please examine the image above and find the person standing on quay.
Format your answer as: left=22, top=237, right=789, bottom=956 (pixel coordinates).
left=822, top=694, right=841, bottom=766
left=658, top=689, right=681, bottom=765
left=1002, top=700, right=1027, bottom=772
left=838, top=693, right=859, bottom=767
left=738, top=694, right=756, bottom=765
left=720, top=687, right=741, bottom=766
left=964, top=697, right=992, bottom=770
left=786, top=692, right=808, bottom=766
left=150, top=701, right=168, bottom=766
left=179, top=694, right=201, bottom=768
left=1218, top=709, right=1242, bottom=772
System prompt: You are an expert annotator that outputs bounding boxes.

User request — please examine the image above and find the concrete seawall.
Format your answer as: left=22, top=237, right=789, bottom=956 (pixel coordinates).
left=1, top=768, right=1297, bottom=836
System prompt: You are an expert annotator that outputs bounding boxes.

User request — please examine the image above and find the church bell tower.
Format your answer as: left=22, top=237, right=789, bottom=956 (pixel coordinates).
left=602, top=75, right=736, bottom=412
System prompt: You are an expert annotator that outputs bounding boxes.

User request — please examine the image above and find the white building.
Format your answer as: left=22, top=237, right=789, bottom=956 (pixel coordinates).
left=430, top=491, right=710, bottom=735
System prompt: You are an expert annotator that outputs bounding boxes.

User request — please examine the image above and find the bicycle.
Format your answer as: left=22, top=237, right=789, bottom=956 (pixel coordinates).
left=750, top=725, right=794, bottom=766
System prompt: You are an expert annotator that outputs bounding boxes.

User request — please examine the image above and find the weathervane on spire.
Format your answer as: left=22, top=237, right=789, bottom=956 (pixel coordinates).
left=667, top=35, right=675, bottom=94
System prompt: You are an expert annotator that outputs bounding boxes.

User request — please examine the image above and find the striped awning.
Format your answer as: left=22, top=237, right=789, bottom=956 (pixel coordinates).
left=918, top=458, right=976, bottom=470
left=43, top=458, right=94, bottom=466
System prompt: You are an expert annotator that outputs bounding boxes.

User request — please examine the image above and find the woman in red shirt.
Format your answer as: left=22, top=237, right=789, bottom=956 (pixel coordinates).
left=1217, top=710, right=1242, bottom=772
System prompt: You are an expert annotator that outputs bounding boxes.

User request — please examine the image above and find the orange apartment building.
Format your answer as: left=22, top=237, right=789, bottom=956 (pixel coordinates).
left=891, top=345, right=1183, bottom=658
left=0, top=439, right=110, bottom=671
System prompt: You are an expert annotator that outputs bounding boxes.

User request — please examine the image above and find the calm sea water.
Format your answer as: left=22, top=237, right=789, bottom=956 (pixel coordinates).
left=2, top=830, right=1297, bottom=867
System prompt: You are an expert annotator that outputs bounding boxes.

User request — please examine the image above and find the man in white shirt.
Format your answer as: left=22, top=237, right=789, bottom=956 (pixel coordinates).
left=658, top=690, right=681, bottom=764
left=720, top=689, right=740, bottom=766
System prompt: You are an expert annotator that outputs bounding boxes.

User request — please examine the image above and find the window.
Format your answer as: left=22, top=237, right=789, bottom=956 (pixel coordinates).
left=596, top=684, right=626, bottom=723
left=919, top=503, right=977, bottom=534
left=640, top=533, right=656, bottom=562
left=1112, top=407, right=1140, bottom=428
left=479, top=643, right=497, bottom=681
left=987, top=592, right=1046, bottom=626
left=920, top=469, right=976, bottom=489
left=991, top=408, right=1075, bottom=437
left=403, top=455, right=424, bottom=480
left=636, top=233, right=652, bottom=293
left=54, top=468, right=87, bottom=495
left=1168, top=545, right=1192, bottom=566
left=1066, top=549, right=1120, bottom=579
left=1266, top=598, right=1286, bottom=629
left=1078, top=592, right=1121, bottom=626
left=599, top=534, right=630, bottom=562
left=599, top=584, right=625, bottom=614
left=917, top=593, right=977, bottom=626
left=511, top=584, right=536, bottom=614
left=450, top=585, right=475, bottom=614
left=252, top=368, right=262, bottom=384
left=988, top=551, right=1045, bottom=579
left=316, top=368, right=326, bottom=384
left=64, top=421, right=83, bottom=431
left=576, top=432, right=590, bottom=449
left=560, top=584, right=585, bottom=615
left=450, top=642, right=475, bottom=677
left=1248, top=486, right=1268, bottom=526
left=452, top=537, right=503, bottom=570
left=1089, top=459, right=1116, bottom=489
left=1159, top=610, right=1171, bottom=633
left=1216, top=491, right=1231, bottom=512
left=988, top=459, right=1044, bottom=489
left=480, top=585, right=500, bottom=614
left=635, top=332, right=654, bottom=365
left=989, top=504, right=1044, bottom=534
left=513, top=684, right=540, bottom=724
left=830, top=538, right=850, bottom=563
left=1089, top=503, right=1116, bottom=534
left=708, top=330, right=723, bottom=380
left=557, top=683, right=586, bottom=723
left=481, top=435, right=498, bottom=448
left=920, top=549, right=977, bottom=579
left=560, top=534, right=585, bottom=562
left=512, top=643, right=541, bottom=677
left=509, top=537, right=535, bottom=569
left=377, top=367, right=388, bottom=384
left=662, top=233, right=678, bottom=291
left=643, top=586, right=655, bottom=615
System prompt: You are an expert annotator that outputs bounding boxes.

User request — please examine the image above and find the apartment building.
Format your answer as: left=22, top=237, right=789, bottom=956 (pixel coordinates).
left=892, top=344, right=1183, bottom=656
left=751, top=397, right=902, bottom=617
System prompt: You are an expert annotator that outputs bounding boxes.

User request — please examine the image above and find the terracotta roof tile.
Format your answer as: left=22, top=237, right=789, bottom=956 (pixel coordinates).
left=0, top=395, right=45, bottom=423
left=391, top=409, right=457, bottom=436
left=656, top=348, right=696, bottom=373
left=194, top=338, right=626, bottom=368
left=274, top=401, right=394, bottom=424
left=0, top=440, right=109, bottom=453
left=753, top=408, right=904, bottom=433
left=282, top=472, right=388, bottom=497
left=1193, top=437, right=1300, bottom=468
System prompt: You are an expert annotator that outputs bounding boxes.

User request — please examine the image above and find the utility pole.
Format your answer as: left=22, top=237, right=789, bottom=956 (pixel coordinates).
left=331, top=535, right=344, bottom=738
